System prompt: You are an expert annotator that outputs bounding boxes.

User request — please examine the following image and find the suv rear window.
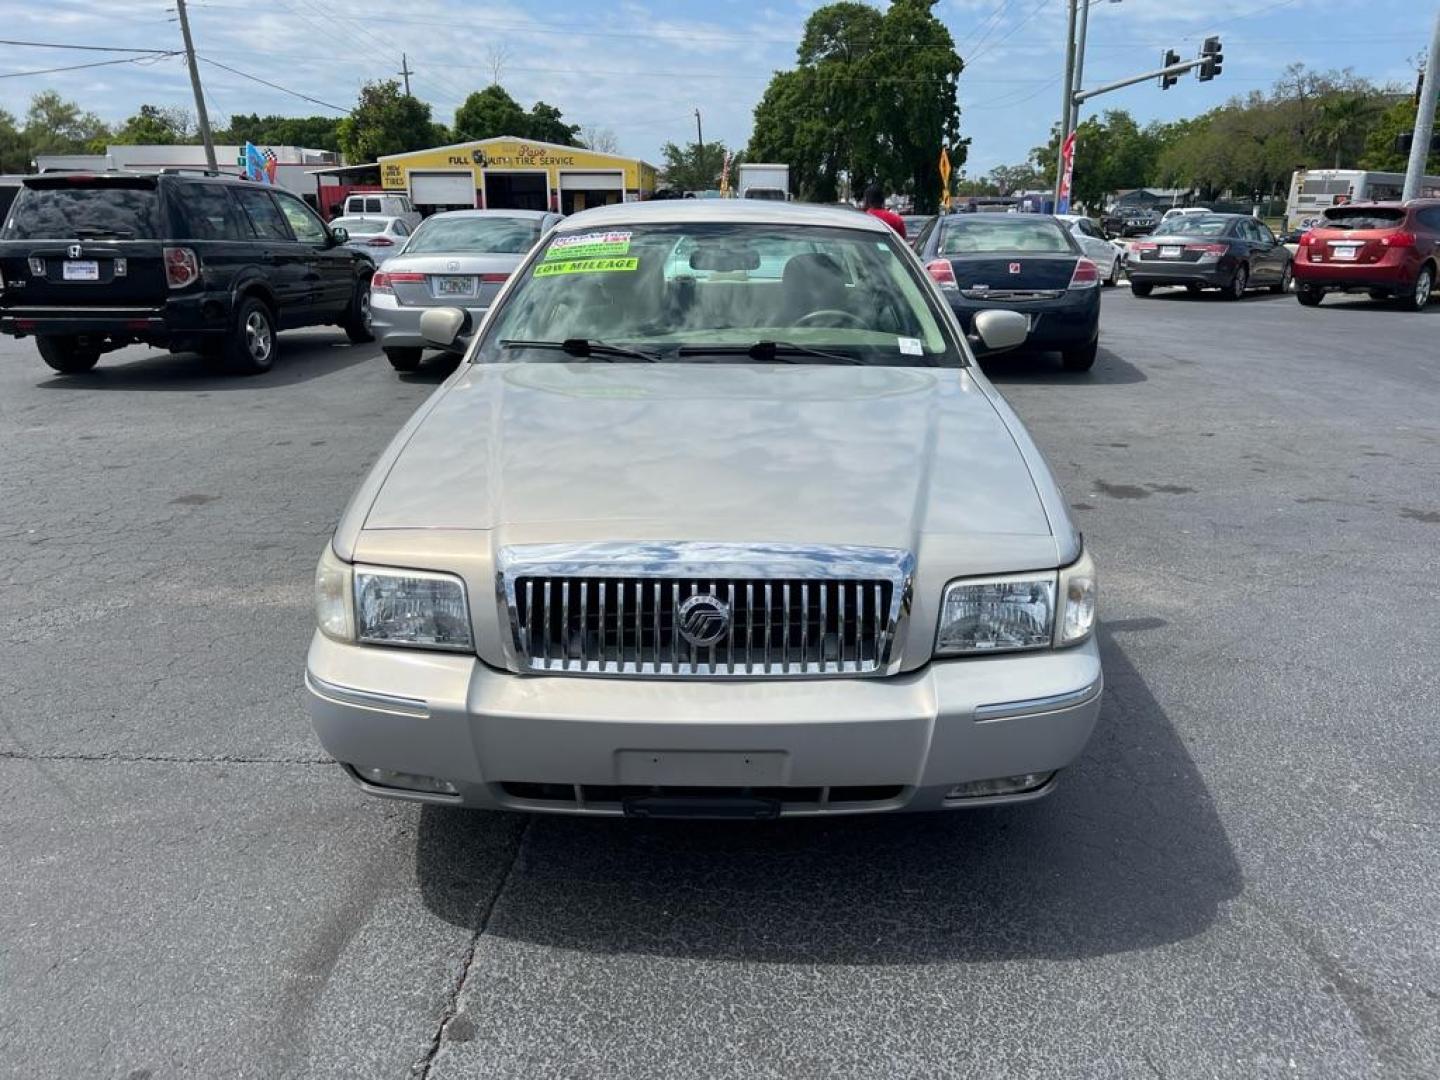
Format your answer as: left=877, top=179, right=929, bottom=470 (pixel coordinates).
left=172, top=183, right=250, bottom=241
left=4, top=182, right=161, bottom=240
left=1321, top=207, right=1404, bottom=230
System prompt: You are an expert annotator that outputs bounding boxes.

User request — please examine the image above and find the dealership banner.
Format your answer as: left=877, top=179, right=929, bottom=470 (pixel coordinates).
left=1057, top=131, right=1076, bottom=214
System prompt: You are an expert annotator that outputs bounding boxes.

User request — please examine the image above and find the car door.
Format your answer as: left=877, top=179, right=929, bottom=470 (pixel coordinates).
left=1071, top=219, right=1111, bottom=270
left=1254, top=220, right=1287, bottom=280
left=272, top=190, right=354, bottom=320
left=232, top=187, right=311, bottom=324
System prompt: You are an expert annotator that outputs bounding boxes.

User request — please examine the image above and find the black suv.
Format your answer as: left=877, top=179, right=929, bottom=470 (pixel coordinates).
left=0, top=171, right=375, bottom=374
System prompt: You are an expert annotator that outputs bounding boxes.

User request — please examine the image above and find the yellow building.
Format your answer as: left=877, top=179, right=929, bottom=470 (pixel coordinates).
left=378, top=137, right=657, bottom=215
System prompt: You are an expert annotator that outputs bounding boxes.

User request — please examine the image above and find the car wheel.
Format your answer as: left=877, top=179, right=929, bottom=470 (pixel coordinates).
left=1270, top=263, right=1293, bottom=294
left=1104, top=256, right=1119, bottom=287
left=1061, top=338, right=1098, bottom=372
left=343, top=276, right=375, bottom=343
left=1130, top=282, right=1153, bottom=298
left=1224, top=263, right=1249, bottom=300
left=1296, top=285, right=1324, bottom=307
left=224, top=296, right=277, bottom=375
left=384, top=347, right=423, bottom=372
left=36, top=335, right=101, bottom=374
left=1398, top=265, right=1434, bottom=312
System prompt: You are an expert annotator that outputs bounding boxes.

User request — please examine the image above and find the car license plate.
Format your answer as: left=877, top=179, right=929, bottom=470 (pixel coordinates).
left=436, top=275, right=477, bottom=297
left=1160, top=245, right=1182, bottom=259
left=62, top=260, right=100, bottom=281
left=1332, top=245, right=1359, bottom=261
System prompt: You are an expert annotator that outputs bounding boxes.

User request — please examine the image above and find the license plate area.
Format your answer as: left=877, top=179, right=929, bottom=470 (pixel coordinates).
left=615, top=749, right=787, bottom=786
left=434, top=275, right=477, bottom=297
left=1331, top=245, right=1359, bottom=261
left=1160, top=245, right=1182, bottom=259
left=63, top=260, right=100, bottom=281
left=623, top=792, right=782, bottom=820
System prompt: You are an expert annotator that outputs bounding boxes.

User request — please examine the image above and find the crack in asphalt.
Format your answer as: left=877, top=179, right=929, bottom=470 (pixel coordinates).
left=0, top=750, right=331, bottom=765
left=414, top=816, right=532, bottom=1079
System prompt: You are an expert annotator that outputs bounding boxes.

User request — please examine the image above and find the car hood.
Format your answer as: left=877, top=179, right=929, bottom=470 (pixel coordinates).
left=357, top=363, right=1057, bottom=558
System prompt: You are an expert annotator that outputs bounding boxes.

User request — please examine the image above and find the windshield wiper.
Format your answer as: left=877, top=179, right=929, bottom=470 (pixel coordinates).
left=500, top=338, right=661, bottom=362
left=676, top=341, right=867, bottom=365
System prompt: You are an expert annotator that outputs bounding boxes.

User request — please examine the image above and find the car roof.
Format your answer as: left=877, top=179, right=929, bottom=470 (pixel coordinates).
left=423, top=208, right=553, bottom=221
left=553, top=198, right=891, bottom=234
left=943, top=212, right=1063, bottom=223
left=334, top=215, right=403, bottom=223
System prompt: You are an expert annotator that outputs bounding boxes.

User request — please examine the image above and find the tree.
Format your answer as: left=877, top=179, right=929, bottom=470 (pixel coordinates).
left=23, top=91, right=110, bottom=155
left=748, top=0, right=963, bottom=211
left=987, top=163, right=1042, bottom=195
left=1316, top=93, right=1385, bottom=167
left=113, top=104, right=192, bottom=146
left=1361, top=98, right=1440, bottom=173
left=525, top=101, right=579, bottom=146
left=336, top=81, right=436, bottom=162
left=220, top=113, right=343, bottom=151
left=659, top=140, right=735, bottom=192
left=580, top=125, right=620, bottom=154
left=0, top=108, right=29, bottom=173
left=453, top=85, right=527, bottom=142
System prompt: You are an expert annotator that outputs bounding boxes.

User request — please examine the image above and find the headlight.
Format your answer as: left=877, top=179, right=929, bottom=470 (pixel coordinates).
left=354, top=566, right=473, bottom=651
left=935, top=573, right=1056, bottom=655
left=1057, top=549, right=1097, bottom=646
left=315, top=544, right=354, bottom=642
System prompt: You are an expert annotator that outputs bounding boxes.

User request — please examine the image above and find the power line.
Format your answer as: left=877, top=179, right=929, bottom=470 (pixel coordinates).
left=0, top=38, right=174, bottom=54
left=197, top=56, right=350, bottom=112
left=0, top=53, right=179, bottom=79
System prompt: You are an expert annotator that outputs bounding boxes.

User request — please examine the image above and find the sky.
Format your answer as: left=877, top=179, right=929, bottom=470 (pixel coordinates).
left=0, top=0, right=1421, bottom=177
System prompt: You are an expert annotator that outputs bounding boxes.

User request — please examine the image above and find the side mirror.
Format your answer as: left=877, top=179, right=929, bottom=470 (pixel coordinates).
left=419, top=306, right=472, bottom=352
left=969, top=309, right=1029, bottom=354
left=330, top=226, right=349, bottom=244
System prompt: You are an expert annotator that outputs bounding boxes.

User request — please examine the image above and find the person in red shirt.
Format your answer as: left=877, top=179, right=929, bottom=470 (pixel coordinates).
left=863, top=183, right=906, bottom=238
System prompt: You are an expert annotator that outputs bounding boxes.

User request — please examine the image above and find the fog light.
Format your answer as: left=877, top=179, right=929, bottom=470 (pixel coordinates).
left=352, top=765, right=458, bottom=795
left=946, top=772, right=1054, bottom=799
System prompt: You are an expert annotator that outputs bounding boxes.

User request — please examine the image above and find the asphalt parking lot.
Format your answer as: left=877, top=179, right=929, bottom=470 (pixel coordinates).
left=2, top=288, right=1437, bottom=1079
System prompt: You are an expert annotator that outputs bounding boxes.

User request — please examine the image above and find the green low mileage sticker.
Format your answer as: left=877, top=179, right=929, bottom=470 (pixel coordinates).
left=534, top=257, right=640, bottom=277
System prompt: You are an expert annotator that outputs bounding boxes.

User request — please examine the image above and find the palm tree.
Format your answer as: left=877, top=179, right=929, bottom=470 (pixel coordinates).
left=1317, top=94, right=1384, bottom=168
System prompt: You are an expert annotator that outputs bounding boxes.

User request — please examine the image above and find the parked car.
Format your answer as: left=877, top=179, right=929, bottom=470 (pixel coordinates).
left=1101, top=205, right=1158, bottom=237
left=1292, top=200, right=1440, bottom=310
left=901, top=214, right=934, bottom=240
left=1054, top=214, right=1123, bottom=286
left=370, top=208, right=562, bottom=372
left=1157, top=206, right=1212, bottom=232
left=912, top=211, right=1101, bottom=371
left=329, top=215, right=412, bottom=263
left=1127, top=213, right=1293, bottom=300
left=341, top=192, right=420, bottom=229
left=0, top=172, right=375, bottom=375
left=306, top=199, right=1101, bottom=817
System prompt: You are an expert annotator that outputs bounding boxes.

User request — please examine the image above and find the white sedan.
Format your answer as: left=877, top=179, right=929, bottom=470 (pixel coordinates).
left=1055, top=214, right=1124, bottom=286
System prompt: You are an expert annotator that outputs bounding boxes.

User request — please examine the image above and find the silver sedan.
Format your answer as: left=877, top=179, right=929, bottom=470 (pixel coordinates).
left=370, top=209, right=563, bottom=372
left=330, top=215, right=412, bottom=265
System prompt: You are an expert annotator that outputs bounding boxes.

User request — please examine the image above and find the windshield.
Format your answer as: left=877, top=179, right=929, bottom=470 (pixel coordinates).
left=475, top=221, right=961, bottom=367
left=1163, top=216, right=1233, bottom=237
left=1321, top=207, right=1404, bottom=230
left=405, top=215, right=543, bottom=254
left=333, top=217, right=386, bottom=234
left=938, top=218, right=1074, bottom=254
left=3, top=183, right=160, bottom=240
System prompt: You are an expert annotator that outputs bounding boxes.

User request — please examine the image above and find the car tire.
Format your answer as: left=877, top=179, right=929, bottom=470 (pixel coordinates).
left=36, top=335, right=101, bottom=374
left=1398, top=265, right=1434, bottom=312
left=1296, top=285, right=1324, bottom=307
left=342, top=275, right=375, bottom=343
left=223, top=296, right=278, bottom=375
left=385, top=347, right=423, bottom=372
left=1104, top=257, right=1119, bottom=287
left=1130, top=282, right=1153, bottom=298
left=1224, top=264, right=1249, bottom=300
left=1061, top=338, right=1098, bottom=372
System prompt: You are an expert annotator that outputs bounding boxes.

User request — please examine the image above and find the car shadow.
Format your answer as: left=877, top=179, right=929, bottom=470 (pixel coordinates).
left=414, top=626, right=1242, bottom=964
left=980, top=345, right=1146, bottom=386
left=1139, top=288, right=1293, bottom=303
left=397, top=352, right=462, bottom=385
left=31, top=331, right=376, bottom=392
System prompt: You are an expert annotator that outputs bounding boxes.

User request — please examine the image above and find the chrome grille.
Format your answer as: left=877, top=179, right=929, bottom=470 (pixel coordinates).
left=499, top=543, right=912, bottom=679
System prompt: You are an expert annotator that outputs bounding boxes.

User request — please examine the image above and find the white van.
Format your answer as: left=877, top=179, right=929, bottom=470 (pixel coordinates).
left=342, top=193, right=420, bottom=229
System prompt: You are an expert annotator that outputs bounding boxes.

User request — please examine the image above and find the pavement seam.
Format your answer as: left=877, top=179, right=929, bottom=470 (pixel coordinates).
left=414, top=815, right=532, bottom=1079
left=0, top=750, right=331, bottom=765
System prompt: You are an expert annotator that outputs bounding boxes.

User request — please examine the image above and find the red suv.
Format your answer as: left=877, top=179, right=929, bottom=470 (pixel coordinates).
left=1293, top=200, right=1440, bottom=310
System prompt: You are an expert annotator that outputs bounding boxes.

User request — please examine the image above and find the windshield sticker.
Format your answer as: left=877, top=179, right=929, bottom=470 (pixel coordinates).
left=533, top=256, right=640, bottom=278
left=898, top=336, right=923, bottom=356
left=546, top=231, right=632, bottom=260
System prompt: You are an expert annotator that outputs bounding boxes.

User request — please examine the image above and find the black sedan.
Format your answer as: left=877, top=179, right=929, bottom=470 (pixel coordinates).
left=914, top=212, right=1101, bottom=371
left=1127, top=214, right=1294, bottom=300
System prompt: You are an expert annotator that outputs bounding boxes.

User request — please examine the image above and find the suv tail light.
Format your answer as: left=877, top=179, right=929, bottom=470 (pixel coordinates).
left=1068, top=258, right=1100, bottom=288
left=163, top=246, right=199, bottom=289
left=370, top=270, right=425, bottom=292
left=925, top=259, right=957, bottom=290
left=1381, top=231, right=1416, bottom=248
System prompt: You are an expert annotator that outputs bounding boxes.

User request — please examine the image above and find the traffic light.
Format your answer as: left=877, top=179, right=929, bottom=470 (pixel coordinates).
left=1160, top=49, right=1181, bottom=90
left=1198, top=36, right=1223, bottom=82
left=1395, top=131, right=1440, bottom=154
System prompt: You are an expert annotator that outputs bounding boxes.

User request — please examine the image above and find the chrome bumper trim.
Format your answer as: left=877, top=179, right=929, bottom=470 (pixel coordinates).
left=973, top=677, right=1102, bottom=722
left=304, top=671, right=429, bottom=717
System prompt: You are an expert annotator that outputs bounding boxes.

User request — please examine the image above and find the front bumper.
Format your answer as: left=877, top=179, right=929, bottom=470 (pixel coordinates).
left=370, top=292, right=489, bottom=349
left=947, top=289, right=1099, bottom=350
left=304, top=632, right=1104, bottom=816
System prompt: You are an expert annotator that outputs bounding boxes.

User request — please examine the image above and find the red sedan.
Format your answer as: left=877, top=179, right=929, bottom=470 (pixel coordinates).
left=1293, top=200, right=1440, bottom=311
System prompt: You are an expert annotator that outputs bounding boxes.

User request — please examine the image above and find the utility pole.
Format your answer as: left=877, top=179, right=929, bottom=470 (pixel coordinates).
left=174, top=0, right=217, bottom=171
left=1054, top=0, right=1079, bottom=205
left=1069, top=0, right=1092, bottom=133
left=1403, top=5, right=1440, bottom=201
left=694, top=109, right=704, bottom=150
left=399, top=53, right=414, bottom=96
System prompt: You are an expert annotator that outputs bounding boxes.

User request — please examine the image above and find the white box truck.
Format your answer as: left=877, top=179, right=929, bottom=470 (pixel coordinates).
left=738, top=163, right=789, bottom=201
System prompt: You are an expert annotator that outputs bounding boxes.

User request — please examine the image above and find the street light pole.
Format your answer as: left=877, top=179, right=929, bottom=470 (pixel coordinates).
left=1069, top=0, right=1092, bottom=133
left=1054, top=0, right=1078, bottom=205
left=1403, top=4, right=1440, bottom=201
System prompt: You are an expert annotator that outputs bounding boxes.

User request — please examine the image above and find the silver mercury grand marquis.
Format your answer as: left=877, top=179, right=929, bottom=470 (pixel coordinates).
left=306, top=200, right=1101, bottom=819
